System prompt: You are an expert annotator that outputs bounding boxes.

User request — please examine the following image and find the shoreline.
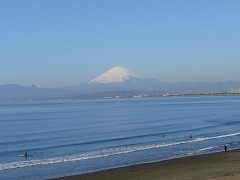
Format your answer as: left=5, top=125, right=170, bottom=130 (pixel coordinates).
left=1, top=93, right=240, bottom=103
left=54, top=149, right=240, bottom=180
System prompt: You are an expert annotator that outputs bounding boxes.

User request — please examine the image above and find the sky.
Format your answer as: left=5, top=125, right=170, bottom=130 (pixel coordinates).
left=1, top=0, right=240, bottom=88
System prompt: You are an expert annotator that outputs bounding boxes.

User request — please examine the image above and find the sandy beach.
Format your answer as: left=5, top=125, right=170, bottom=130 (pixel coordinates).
left=55, top=149, right=240, bottom=180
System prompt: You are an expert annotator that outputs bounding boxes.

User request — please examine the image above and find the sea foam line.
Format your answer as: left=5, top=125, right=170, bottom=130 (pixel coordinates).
left=0, top=132, right=240, bottom=171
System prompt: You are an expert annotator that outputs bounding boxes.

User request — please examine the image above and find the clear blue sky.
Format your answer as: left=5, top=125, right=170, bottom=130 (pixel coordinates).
left=1, top=0, right=240, bottom=87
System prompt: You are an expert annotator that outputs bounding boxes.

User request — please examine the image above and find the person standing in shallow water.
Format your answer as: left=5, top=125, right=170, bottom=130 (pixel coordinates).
left=224, top=145, right=227, bottom=152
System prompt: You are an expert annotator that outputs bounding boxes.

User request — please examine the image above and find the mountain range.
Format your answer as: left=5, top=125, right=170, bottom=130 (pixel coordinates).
left=1, top=66, right=240, bottom=101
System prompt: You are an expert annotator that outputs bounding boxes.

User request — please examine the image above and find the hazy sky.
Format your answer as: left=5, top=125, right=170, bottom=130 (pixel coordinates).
left=1, top=0, right=240, bottom=87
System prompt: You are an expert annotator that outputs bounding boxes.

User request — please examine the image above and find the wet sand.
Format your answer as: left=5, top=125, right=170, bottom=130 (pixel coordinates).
left=55, top=149, right=240, bottom=180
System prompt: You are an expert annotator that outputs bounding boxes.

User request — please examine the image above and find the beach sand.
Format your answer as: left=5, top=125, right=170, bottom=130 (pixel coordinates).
left=55, top=149, right=240, bottom=180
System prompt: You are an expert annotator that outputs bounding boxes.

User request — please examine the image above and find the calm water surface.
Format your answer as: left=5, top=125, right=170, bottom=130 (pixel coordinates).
left=0, top=96, right=240, bottom=179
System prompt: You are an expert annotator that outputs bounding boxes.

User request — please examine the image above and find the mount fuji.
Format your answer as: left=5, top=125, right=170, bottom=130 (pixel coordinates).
left=88, top=66, right=144, bottom=84
left=73, top=66, right=162, bottom=93
left=64, top=66, right=163, bottom=99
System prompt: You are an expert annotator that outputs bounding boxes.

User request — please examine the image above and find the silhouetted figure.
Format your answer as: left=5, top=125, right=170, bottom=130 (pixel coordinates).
left=24, top=152, right=28, bottom=157
left=224, top=145, right=227, bottom=152
left=189, top=134, right=192, bottom=139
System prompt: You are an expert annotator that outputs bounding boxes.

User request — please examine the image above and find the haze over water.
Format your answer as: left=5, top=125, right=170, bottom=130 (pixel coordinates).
left=1, top=96, right=240, bottom=179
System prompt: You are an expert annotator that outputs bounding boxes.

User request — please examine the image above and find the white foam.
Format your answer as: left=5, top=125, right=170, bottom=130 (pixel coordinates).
left=1, top=132, right=239, bottom=171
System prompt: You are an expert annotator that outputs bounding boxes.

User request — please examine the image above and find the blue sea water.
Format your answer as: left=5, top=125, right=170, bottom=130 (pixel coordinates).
left=0, top=96, right=240, bottom=179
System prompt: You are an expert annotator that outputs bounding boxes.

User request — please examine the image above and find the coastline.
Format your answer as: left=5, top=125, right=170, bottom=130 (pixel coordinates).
left=54, top=149, right=240, bottom=180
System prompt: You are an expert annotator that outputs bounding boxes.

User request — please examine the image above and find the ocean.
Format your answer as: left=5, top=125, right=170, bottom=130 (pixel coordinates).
left=0, top=96, right=240, bottom=179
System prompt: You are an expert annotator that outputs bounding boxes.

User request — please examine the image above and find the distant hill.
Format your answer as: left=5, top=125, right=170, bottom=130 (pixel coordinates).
left=0, top=84, right=71, bottom=101
left=1, top=67, right=240, bottom=101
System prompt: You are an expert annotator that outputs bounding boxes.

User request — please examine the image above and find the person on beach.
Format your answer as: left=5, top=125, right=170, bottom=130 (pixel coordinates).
left=224, top=145, right=227, bottom=152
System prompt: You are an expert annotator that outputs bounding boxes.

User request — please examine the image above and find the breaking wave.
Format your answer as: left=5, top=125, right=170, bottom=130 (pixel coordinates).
left=1, top=132, right=240, bottom=171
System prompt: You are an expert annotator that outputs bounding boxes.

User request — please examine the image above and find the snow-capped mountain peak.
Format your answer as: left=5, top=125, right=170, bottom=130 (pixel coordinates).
left=88, top=66, right=144, bottom=84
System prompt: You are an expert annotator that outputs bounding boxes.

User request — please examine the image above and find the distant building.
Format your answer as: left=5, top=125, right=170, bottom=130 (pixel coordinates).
left=230, top=88, right=240, bottom=93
